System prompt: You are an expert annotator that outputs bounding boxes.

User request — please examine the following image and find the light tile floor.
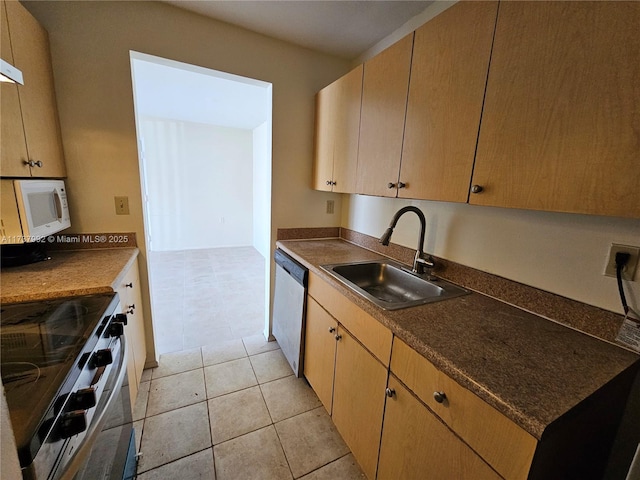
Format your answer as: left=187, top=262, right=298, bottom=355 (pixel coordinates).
left=144, top=247, right=364, bottom=479
left=134, top=336, right=366, bottom=479
left=149, top=247, right=266, bottom=355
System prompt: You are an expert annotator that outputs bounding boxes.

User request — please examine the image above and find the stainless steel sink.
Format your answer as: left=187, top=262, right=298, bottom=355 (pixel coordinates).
left=321, top=260, right=470, bottom=310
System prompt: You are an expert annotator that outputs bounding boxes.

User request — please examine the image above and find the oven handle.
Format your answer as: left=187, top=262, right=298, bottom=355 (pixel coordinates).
left=57, top=334, right=128, bottom=480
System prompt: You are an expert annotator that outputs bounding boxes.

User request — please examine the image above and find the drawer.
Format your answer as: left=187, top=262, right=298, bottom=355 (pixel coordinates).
left=308, top=271, right=392, bottom=366
left=391, top=337, right=537, bottom=480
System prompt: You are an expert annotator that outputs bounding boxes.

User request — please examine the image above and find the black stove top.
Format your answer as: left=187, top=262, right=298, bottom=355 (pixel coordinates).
left=0, top=293, right=118, bottom=464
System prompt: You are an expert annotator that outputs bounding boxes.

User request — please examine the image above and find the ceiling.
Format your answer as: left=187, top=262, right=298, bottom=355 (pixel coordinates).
left=162, top=0, right=433, bottom=60
left=134, top=1, right=434, bottom=129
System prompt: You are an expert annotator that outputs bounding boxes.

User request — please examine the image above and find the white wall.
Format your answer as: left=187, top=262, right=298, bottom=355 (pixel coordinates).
left=344, top=196, right=640, bottom=315
left=141, top=118, right=254, bottom=251
left=253, top=120, right=272, bottom=259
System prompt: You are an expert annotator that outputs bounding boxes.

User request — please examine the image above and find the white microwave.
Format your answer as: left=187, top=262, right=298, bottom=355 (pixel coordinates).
left=1, top=179, right=71, bottom=244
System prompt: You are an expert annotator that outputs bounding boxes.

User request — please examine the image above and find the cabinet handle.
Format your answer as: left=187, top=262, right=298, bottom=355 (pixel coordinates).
left=328, top=327, right=336, bottom=333
left=470, top=185, right=484, bottom=194
left=397, top=182, right=406, bottom=189
left=385, top=387, right=395, bottom=398
left=387, top=183, right=396, bottom=189
left=24, top=160, right=43, bottom=168
left=433, top=391, right=447, bottom=404
left=125, top=282, right=133, bottom=288
left=335, top=334, right=342, bottom=341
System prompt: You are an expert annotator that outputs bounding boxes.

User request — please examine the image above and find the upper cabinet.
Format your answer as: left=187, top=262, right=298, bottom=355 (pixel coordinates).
left=312, top=1, right=639, bottom=218
left=356, top=34, right=413, bottom=197
left=0, top=0, right=66, bottom=178
left=312, top=65, right=363, bottom=193
left=470, top=1, right=640, bottom=218
left=399, top=1, right=497, bottom=202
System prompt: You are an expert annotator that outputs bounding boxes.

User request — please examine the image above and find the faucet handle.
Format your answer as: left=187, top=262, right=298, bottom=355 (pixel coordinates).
left=414, top=255, right=436, bottom=278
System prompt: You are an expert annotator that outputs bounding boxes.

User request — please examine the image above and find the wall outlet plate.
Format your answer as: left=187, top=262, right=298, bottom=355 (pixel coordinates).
left=604, top=244, right=639, bottom=281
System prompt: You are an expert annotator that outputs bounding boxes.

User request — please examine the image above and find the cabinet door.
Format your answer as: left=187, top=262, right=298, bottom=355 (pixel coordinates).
left=332, top=327, right=387, bottom=480
left=303, top=297, right=337, bottom=413
left=116, top=260, right=147, bottom=405
left=399, top=1, right=497, bottom=202
left=378, top=376, right=501, bottom=480
left=332, top=65, right=363, bottom=194
left=472, top=1, right=640, bottom=218
left=5, top=0, right=66, bottom=178
left=357, top=34, right=413, bottom=197
left=312, top=81, right=338, bottom=191
left=0, top=1, right=29, bottom=177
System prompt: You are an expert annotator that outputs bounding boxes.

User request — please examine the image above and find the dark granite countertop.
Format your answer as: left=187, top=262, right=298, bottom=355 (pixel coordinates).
left=277, top=238, right=639, bottom=440
left=1, top=248, right=139, bottom=303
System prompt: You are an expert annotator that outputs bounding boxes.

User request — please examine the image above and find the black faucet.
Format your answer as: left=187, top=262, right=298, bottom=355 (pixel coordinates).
left=379, top=206, right=435, bottom=277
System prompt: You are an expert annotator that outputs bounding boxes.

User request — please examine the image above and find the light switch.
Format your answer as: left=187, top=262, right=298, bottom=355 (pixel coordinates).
left=115, top=196, right=130, bottom=215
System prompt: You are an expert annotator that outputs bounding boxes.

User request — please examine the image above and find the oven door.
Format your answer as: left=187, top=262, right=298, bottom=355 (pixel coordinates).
left=54, top=335, right=135, bottom=480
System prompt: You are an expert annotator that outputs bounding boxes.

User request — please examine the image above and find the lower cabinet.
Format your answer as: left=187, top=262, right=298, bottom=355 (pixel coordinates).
left=303, top=297, right=337, bottom=413
left=332, top=326, right=387, bottom=480
left=115, top=259, right=147, bottom=408
left=304, top=296, right=388, bottom=479
left=378, top=375, right=501, bottom=480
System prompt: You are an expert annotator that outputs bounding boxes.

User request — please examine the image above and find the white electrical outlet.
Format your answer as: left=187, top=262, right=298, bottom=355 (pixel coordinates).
left=326, top=200, right=335, bottom=214
left=603, top=244, right=640, bottom=281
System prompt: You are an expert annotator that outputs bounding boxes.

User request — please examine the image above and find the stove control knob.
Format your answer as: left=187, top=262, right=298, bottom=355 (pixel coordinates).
left=59, top=411, right=87, bottom=438
left=107, top=321, right=125, bottom=337
left=114, top=313, right=128, bottom=325
left=90, top=349, right=113, bottom=368
left=68, top=388, right=96, bottom=410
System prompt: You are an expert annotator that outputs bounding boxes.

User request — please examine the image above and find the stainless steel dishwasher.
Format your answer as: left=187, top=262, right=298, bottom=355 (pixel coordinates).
left=272, top=249, right=308, bottom=377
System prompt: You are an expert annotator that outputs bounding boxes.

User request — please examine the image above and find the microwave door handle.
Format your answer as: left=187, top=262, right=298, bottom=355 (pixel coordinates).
left=54, top=191, right=63, bottom=220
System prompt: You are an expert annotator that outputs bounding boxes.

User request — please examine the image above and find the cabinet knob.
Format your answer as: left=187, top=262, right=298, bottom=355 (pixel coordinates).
left=335, top=334, right=342, bottom=341
left=385, top=387, right=395, bottom=398
left=397, top=182, right=406, bottom=189
left=433, top=391, right=447, bottom=404
left=328, top=327, right=336, bottom=333
left=125, top=282, right=133, bottom=288
left=326, top=180, right=332, bottom=186
left=24, top=160, right=43, bottom=168
left=470, top=185, right=484, bottom=194
left=332, top=181, right=337, bottom=186
left=387, top=183, right=396, bottom=189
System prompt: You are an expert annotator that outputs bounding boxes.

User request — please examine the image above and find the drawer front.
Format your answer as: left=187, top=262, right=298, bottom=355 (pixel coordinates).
left=378, top=375, right=501, bottom=480
left=308, top=271, right=392, bottom=366
left=391, top=338, right=537, bottom=480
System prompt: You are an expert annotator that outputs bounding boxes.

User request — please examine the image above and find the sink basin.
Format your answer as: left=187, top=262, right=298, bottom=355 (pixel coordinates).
left=320, top=260, right=470, bottom=310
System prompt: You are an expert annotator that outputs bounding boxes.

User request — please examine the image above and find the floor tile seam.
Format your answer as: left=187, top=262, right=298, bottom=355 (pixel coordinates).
left=294, top=452, right=355, bottom=480
left=209, top=416, right=274, bottom=448
left=205, top=382, right=261, bottom=401
left=269, top=415, right=299, bottom=480
left=255, top=371, right=295, bottom=386
left=136, top=446, right=214, bottom=475
left=257, top=380, right=323, bottom=424
left=142, top=397, right=209, bottom=421
left=149, top=364, right=205, bottom=381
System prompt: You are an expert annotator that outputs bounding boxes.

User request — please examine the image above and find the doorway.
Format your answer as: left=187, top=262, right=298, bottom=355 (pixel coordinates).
left=130, top=52, right=272, bottom=355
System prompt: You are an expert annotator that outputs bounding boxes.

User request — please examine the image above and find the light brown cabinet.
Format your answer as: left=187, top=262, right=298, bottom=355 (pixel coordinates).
left=312, top=65, right=363, bottom=193
left=303, top=297, right=337, bottom=413
left=399, top=1, right=497, bottom=202
left=305, top=273, right=392, bottom=479
left=391, top=338, right=537, bottom=479
left=0, top=0, right=66, bottom=178
left=471, top=1, right=640, bottom=218
left=356, top=34, right=413, bottom=197
left=115, top=259, right=147, bottom=407
left=378, top=376, right=501, bottom=480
